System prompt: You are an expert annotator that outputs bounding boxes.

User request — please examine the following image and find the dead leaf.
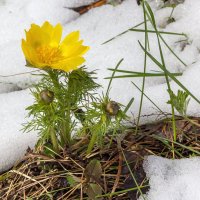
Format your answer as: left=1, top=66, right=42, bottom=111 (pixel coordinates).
left=84, top=159, right=102, bottom=183
left=84, top=183, right=102, bottom=200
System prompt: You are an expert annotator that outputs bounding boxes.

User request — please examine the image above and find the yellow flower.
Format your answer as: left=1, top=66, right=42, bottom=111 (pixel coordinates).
left=21, top=21, right=89, bottom=72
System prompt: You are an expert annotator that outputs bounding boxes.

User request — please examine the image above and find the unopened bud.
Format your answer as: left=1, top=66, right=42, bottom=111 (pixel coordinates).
left=40, top=90, right=54, bottom=104
left=74, top=108, right=85, bottom=122
left=106, top=101, right=120, bottom=116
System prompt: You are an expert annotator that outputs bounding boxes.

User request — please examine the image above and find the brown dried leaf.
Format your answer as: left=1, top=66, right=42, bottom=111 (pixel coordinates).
left=84, top=159, right=102, bottom=182
left=85, top=183, right=102, bottom=200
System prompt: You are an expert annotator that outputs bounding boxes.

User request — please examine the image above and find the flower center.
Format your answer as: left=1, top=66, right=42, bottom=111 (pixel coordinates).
left=36, top=46, right=62, bottom=64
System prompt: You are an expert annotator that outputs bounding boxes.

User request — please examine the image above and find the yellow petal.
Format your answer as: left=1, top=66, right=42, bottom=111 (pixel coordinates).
left=61, top=42, right=89, bottom=58
left=21, top=39, right=41, bottom=67
left=61, top=31, right=80, bottom=46
left=41, top=21, right=54, bottom=34
left=52, top=57, right=85, bottom=72
left=21, top=39, right=30, bottom=61
left=26, top=24, right=50, bottom=48
left=72, top=45, right=89, bottom=57
left=51, top=24, right=62, bottom=46
left=66, top=57, right=85, bottom=68
left=41, top=22, right=62, bottom=46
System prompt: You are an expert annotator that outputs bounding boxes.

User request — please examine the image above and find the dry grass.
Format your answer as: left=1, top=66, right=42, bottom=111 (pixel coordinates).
left=1, top=116, right=200, bottom=200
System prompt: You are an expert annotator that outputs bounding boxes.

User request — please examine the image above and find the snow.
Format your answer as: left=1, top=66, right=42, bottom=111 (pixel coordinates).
left=141, top=155, right=200, bottom=200
left=0, top=0, right=79, bottom=44
left=0, top=0, right=199, bottom=186
left=25, top=0, right=79, bottom=25
left=0, top=89, right=37, bottom=172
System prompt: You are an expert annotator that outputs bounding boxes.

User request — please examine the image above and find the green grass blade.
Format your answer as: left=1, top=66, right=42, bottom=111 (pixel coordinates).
left=152, top=135, right=184, bottom=157
left=129, top=28, right=186, bottom=36
left=159, top=34, right=187, bottom=66
left=144, top=1, right=156, bottom=26
left=153, top=135, right=200, bottom=156
left=135, top=0, right=150, bottom=134
left=131, top=81, right=164, bottom=114
left=138, top=41, right=200, bottom=105
left=106, top=58, right=124, bottom=96
left=102, top=21, right=145, bottom=45
left=105, top=73, right=182, bottom=79
left=96, top=185, right=149, bottom=198
left=107, top=68, right=183, bottom=76
left=144, top=0, right=177, bottom=142
left=124, top=97, right=134, bottom=114
left=122, top=150, right=146, bottom=200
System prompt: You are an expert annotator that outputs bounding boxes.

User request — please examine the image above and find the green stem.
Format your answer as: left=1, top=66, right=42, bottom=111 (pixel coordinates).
left=135, top=1, right=148, bottom=134
left=60, top=120, right=69, bottom=146
left=61, top=113, right=71, bottom=146
left=169, top=7, right=175, bottom=19
left=102, top=21, right=145, bottom=45
left=145, top=2, right=177, bottom=143
left=97, top=185, right=149, bottom=198
left=47, top=69, right=60, bottom=91
left=47, top=69, right=71, bottom=146
left=87, top=129, right=98, bottom=154
left=49, top=126, right=59, bottom=153
left=122, top=150, right=146, bottom=200
left=129, top=28, right=185, bottom=36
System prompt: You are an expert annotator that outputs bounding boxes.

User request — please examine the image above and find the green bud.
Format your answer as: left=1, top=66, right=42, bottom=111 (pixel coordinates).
left=106, top=101, right=120, bottom=116
left=40, top=90, right=54, bottom=104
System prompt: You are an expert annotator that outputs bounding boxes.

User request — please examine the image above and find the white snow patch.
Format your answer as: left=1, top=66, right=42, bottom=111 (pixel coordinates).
left=0, top=0, right=78, bottom=45
left=141, top=155, right=200, bottom=200
left=0, top=83, right=21, bottom=93
left=0, top=89, right=37, bottom=172
left=0, top=40, right=41, bottom=89
left=25, top=0, right=79, bottom=25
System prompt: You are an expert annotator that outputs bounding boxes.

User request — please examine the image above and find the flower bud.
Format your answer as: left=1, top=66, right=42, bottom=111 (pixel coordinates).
left=106, top=101, right=120, bottom=116
left=74, top=108, right=85, bottom=122
left=40, top=90, right=54, bottom=104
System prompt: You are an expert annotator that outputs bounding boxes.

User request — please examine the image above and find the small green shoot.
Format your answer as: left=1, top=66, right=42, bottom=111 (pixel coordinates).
left=167, top=89, right=190, bottom=117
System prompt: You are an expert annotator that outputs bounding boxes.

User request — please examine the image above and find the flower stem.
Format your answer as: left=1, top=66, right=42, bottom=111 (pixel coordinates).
left=49, top=126, right=59, bottom=153
left=47, top=69, right=72, bottom=146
